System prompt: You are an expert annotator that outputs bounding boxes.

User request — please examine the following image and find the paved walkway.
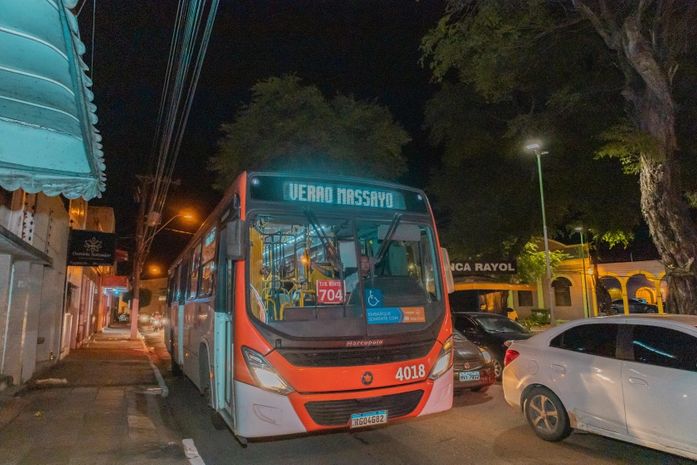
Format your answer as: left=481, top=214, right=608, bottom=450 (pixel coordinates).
left=0, top=325, right=189, bottom=465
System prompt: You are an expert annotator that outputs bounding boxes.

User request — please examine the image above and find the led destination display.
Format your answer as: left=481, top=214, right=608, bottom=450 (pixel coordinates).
left=248, top=174, right=428, bottom=212
left=284, top=182, right=403, bottom=209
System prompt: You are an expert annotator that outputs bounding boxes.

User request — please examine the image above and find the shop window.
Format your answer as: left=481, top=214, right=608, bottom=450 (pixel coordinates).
left=518, top=290, right=533, bottom=307
left=552, top=277, right=572, bottom=307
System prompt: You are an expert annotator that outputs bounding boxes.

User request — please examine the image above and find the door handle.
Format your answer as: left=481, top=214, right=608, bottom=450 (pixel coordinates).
left=627, top=377, right=648, bottom=386
left=550, top=364, right=566, bottom=375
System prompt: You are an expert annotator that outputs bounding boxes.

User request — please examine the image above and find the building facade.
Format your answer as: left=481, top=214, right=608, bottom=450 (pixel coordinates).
left=0, top=190, right=116, bottom=388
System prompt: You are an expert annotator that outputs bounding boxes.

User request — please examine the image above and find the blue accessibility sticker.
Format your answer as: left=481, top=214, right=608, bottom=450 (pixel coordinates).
left=364, top=288, right=384, bottom=308
left=367, top=307, right=403, bottom=325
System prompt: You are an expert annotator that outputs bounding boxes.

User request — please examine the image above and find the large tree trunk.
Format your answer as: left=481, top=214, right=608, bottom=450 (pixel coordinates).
left=639, top=158, right=697, bottom=314
left=572, top=1, right=697, bottom=313
left=622, top=16, right=697, bottom=315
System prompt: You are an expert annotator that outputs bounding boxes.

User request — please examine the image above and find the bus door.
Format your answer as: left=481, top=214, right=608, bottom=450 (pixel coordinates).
left=214, top=222, right=235, bottom=420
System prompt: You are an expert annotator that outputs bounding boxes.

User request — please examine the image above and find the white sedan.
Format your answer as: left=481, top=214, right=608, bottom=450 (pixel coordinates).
left=502, top=314, right=697, bottom=461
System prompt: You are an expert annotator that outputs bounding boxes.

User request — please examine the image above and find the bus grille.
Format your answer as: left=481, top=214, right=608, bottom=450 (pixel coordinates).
left=305, top=390, right=424, bottom=426
left=278, top=342, right=433, bottom=367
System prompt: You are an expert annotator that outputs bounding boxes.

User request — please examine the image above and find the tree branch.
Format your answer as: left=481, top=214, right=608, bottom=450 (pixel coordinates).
left=532, top=17, right=586, bottom=41
left=572, top=0, right=621, bottom=49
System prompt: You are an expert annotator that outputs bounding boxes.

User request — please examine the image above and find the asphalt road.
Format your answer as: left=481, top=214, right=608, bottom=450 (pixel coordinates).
left=158, top=365, right=692, bottom=465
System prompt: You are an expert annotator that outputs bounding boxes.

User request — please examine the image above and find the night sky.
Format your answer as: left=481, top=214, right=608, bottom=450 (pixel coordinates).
left=80, top=0, right=446, bottom=274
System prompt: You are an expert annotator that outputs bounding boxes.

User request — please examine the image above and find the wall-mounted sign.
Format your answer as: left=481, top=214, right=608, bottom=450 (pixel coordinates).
left=450, top=260, right=517, bottom=276
left=67, top=230, right=116, bottom=266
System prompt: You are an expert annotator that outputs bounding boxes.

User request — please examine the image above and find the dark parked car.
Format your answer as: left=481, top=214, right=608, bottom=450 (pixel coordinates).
left=453, top=312, right=532, bottom=379
left=453, top=330, right=496, bottom=393
left=608, top=298, right=658, bottom=315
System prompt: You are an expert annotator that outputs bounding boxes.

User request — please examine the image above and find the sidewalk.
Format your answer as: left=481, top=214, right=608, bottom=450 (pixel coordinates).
left=0, top=325, right=189, bottom=465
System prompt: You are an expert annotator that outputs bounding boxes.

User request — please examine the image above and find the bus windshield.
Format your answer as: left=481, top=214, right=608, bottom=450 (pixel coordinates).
left=248, top=213, right=442, bottom=338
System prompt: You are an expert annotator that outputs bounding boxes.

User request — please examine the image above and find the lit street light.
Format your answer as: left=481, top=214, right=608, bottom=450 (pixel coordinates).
left=130, top=209, right=196, bottom=339
left=525, top=141, right=556, bottom=326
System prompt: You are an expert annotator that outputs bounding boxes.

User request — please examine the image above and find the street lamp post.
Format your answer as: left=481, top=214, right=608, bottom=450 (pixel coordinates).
left=130, top=211, right=194, bottom=340
left=575, top=227, right=590, bottom=318
left=526, top=142, right=556, bottom=326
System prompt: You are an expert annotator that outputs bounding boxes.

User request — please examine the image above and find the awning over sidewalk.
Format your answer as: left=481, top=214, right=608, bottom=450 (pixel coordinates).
left=0, top=0, right=105, bottom=200
left=0, top=224, right=52, bottom=265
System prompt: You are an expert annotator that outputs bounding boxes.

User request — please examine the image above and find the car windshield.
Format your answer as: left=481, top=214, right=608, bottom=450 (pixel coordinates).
left=248, top=213, right=442, bottom=338
left=474, top=315, right=528, bottom=334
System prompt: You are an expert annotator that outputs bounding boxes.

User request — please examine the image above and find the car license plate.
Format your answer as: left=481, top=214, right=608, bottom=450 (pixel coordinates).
left=459, top=371, right=481, bottom=382
left=350, top=410, right=388, bottom=428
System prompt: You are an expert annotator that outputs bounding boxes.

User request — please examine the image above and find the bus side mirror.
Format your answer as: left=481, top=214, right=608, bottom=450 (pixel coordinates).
left=441, top=247, right=455, bottom=294
left=226, top=219, right=246, bottom=260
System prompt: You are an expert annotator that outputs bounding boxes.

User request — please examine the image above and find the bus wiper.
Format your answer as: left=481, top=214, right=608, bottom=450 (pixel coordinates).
left=304, top=209, right=342, bottom=273
left=374, top=213, right=402, bottom=265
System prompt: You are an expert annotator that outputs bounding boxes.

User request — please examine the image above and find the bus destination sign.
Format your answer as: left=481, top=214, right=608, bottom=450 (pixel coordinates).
left=248, top=174, right=428, bottom=212
left=282, top=181, right=406, bottom=210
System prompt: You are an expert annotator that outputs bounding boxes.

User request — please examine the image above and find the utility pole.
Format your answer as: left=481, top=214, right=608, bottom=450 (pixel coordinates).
left=130, top=175, right=180, bottom=340
left=130, top=176, right=148, bottom=340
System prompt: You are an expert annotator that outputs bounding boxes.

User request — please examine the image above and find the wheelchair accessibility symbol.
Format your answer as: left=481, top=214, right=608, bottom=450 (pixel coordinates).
left=365, top=288, right=384, bottom=308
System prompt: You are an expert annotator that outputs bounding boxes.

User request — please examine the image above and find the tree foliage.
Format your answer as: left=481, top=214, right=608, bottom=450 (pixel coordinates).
left=516, top=242, right=569, bottom=283
left=422, top=0, right=697, bottom=313
left=210, top=76, right=410, bottom=189
left=421, top=18, right=641, bottom=258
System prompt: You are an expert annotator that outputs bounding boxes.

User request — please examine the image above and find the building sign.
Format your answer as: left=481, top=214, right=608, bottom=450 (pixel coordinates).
left=450, top=260, right=517, bottom=276
left=248, top=174, right=428, bottom=212
left=67, top=230, right=116, bottom=266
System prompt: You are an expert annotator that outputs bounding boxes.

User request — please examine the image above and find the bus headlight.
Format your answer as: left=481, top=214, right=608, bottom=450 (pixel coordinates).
left=429, top=336, right=453, bottom=380
left=242, top=347, right=294, bottom=395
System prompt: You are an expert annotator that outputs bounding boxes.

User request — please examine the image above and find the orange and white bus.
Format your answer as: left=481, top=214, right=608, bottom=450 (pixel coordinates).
left=166, top=172, right=454, bottom=442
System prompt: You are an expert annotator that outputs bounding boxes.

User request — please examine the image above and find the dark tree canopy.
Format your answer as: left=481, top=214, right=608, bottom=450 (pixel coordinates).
left=210, top=76, right=410, bottom=189
left=422, top=0, right=697, bottom=314
left=421, top=3, right=641, bottom=258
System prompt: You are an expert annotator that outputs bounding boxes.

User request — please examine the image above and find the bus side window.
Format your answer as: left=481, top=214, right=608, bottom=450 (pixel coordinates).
left=180, top=258, right=190, bottom=304
left=199, top=227, right=217, bottom=297
left=167, top=270, right=176, bottom=306
left=215, top=224, right=235, bottom=314
left=190, top=242, right=202, bottom=299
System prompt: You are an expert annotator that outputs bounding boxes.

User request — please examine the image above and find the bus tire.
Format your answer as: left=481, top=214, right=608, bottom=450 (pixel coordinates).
left=211, top=411, right=227, bottom=430
left=199, top=348, right=212, bottom=407
left=171, top=359, right=182, bottom=376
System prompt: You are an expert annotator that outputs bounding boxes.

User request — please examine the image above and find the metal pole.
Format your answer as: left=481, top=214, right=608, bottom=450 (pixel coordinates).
left=130, top=180, right=147, bottom=340
left=536, top=151, right=556, bottom=326
left=579, top=229, right=589, bottom=318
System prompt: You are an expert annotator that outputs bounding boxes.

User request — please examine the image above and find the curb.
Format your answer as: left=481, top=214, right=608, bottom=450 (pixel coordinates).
left=0, top=395, right=28, bottom=431
left=139, top=331, right=169, bottom=398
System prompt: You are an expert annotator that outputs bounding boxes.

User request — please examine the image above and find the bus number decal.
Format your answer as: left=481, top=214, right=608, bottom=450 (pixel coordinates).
left=395, top=364, right=425, bottom=381
left=316, top=280, right=344, bottom=304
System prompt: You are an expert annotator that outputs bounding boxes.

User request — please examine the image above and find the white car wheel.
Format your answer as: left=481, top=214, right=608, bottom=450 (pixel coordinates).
left=524, top=387, right=572, bottom=441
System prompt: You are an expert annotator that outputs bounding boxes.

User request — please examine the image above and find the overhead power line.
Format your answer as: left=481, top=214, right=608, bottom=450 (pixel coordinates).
left=138, top=0, right=220, bottom=261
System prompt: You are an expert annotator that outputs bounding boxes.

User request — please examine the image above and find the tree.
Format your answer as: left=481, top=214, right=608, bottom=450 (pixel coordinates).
left=210, top=76, right=410, bottom=189
left=516, top=242, right=569, bottom=284
left=422, top=1, right=697, bottom=314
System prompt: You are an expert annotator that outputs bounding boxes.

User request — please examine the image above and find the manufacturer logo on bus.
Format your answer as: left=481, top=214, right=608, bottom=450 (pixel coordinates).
left=361, top=371, right=374, bottom=385
left=346, top=339, right=384, bottom=347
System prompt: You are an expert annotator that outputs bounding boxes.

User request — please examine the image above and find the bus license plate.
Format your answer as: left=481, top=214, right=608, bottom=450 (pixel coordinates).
left=459, top=371, right=481, bottom=382
left=350, top=410, right=388, bottom=428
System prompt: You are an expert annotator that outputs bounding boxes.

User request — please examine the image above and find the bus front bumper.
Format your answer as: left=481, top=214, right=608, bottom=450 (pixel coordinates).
left=234, top=368, right=453, bottom=438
